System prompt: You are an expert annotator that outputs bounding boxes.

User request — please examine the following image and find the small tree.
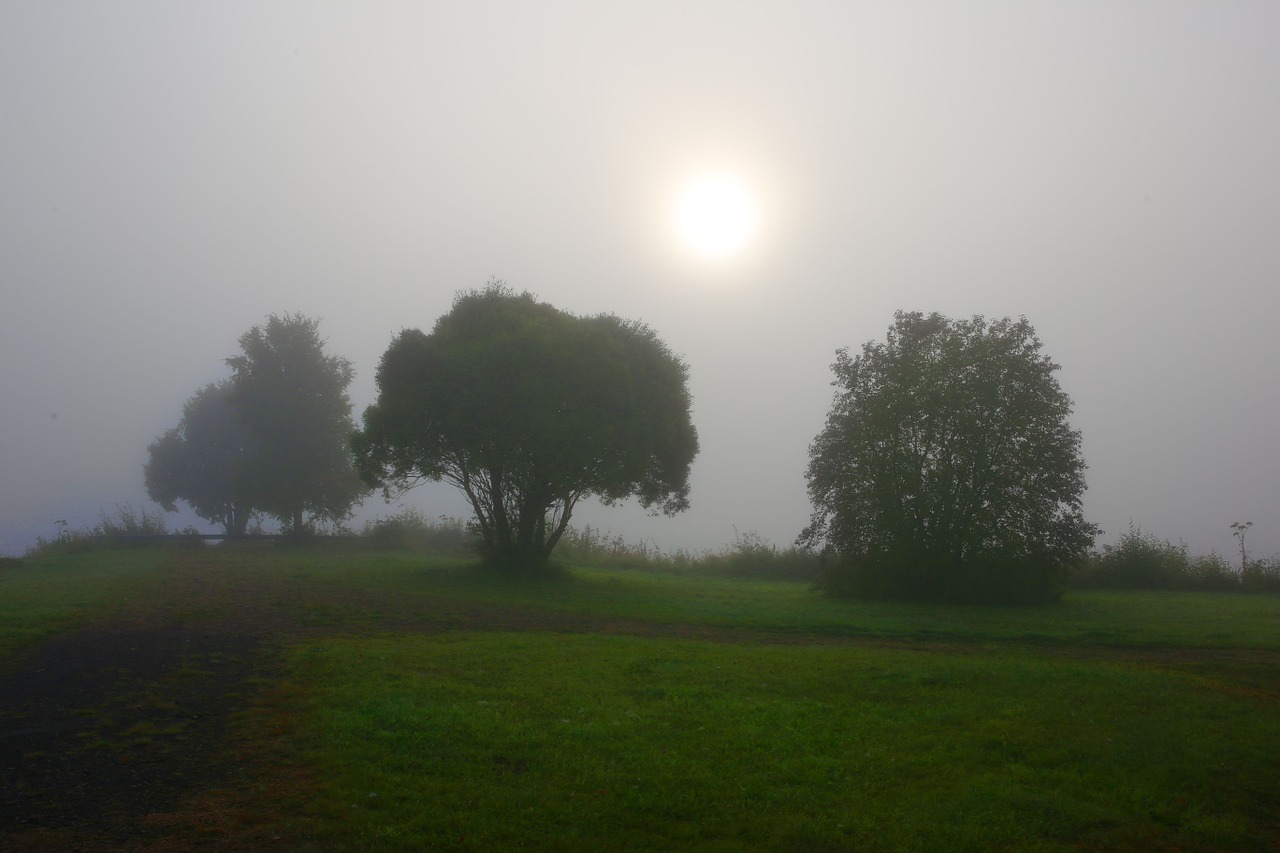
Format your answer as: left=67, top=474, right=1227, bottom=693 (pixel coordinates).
left=352, top=284, right=699, bottom=573
left=799, top=311, right=1098, bottom=603
left=227, top=313, right=369, bottom=532
left=145, top=381, right=257, bottom=535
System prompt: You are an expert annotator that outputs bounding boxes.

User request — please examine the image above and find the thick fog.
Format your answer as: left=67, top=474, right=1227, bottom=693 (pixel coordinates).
left=3, top=2, right=1277, bottom=560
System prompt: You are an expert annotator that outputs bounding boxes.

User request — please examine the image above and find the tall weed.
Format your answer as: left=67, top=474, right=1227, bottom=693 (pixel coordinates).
left=27, top=503, right=196, bottom=557
left=556, top=525, right=819, bottom=581
left=361, top=508, right=473, bottom=556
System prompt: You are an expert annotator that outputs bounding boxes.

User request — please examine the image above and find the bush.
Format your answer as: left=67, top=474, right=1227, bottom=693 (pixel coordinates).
left=361, top=509, right=473, bottom=556
left=1188, top=552, right=1238, bottom=592
left=553, top=525, right=687, bottom=572
left=1242, top=556, right=1280, bottom=594
left=698, top=530, right=821, bottom=582
left=1073, top=522, right=1279, bottom=595
left=1074, top=524, right=1192, bottom=590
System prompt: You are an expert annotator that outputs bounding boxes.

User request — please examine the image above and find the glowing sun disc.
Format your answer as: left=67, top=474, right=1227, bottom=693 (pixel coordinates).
left=673, top=174, right=759, bottom=259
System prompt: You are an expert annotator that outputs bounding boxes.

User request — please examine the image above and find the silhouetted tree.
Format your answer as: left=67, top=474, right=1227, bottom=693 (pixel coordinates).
left=145, top=381, right=257, bottom=535
left=799, top=311, right=1098, bottom=603
left=352, top=284, right=699, bottom=573
left=226, top=313, right=369, bottom=532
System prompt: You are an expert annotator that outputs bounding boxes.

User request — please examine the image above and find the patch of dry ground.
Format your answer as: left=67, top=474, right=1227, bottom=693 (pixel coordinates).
left=0, top=625, right=263, bottom=850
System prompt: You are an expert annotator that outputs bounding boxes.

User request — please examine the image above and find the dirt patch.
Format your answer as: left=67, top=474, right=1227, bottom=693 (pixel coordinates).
left=0, top=624, right=267, bottom=849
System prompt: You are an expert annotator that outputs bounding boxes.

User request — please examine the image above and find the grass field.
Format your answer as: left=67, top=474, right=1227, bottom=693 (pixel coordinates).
left=2, top=545, right=1278, bottom=851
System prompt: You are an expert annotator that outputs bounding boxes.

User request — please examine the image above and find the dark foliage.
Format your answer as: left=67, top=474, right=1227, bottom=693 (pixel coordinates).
left=226, top=314, right=369, bottom=532
left=1074, top=523, right=1280, bottom=594
left=145, top=381, right=257, bottom=535
left=694, top=530, right=822, bottom=582
left=353, top=284, right=699, bottom=574
left=800, top=312, right=1098, bottom=604
left=147, top=315, right=368, bottom=535
left=361, top=509, right=474, bottom=556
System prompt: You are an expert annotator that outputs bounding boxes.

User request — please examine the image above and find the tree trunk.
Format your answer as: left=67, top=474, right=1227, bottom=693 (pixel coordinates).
left=226, top=504, right=250, bottom=537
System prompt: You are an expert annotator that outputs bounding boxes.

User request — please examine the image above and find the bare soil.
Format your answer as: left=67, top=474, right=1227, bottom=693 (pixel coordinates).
left=0, top=625, right=264, bottom=849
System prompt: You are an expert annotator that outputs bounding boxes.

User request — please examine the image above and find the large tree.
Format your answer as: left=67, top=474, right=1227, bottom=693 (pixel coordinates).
left=226, top=313, right=369, bottom=532
left=145, top=380, right=257, bottom=535
left=799, top=311, right=1098, bottom=603
left=352, top=285, right=699, bottom=572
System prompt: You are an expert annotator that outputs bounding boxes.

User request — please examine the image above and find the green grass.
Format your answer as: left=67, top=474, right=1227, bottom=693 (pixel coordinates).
left=3, top=545, right=1279, bottom=850
left=280, top=633, right=1280, bottom=851
left=252, top=551, right=1280, bottom=650
left=0, top=548, right=175, bottom=657
left=500, top=567, right=1280, bottom=648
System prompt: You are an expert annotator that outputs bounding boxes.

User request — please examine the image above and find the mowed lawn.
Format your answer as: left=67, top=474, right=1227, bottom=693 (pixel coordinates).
left=4, top=546, right=1280, bottom=851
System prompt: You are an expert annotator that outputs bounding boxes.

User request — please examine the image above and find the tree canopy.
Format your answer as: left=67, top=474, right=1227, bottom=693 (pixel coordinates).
left=145, top=381, right=256, bottom=536
left=226, top=313, right=369, bottom=532
left=352, top=285, right=699, bottom=572
left=146, top=314, right=367, bottom=534
left=799, top=311, right=1098, bottom=603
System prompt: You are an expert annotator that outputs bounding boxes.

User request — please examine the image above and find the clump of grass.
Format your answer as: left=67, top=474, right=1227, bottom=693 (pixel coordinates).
left=96, top=503, right=172, bottom=536
left=361, top=508, right=474, bottom=556
left=27, top=503, right=196, bottom=557
left=553, top=525, right=692, bottom=572
left=554, top=526, right=819, bottom=582
left=694, top=528, right=821, bottom=582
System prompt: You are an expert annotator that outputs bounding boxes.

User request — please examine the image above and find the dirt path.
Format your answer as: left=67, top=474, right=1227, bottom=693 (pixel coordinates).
left=0, top=622, right=267, bottom=849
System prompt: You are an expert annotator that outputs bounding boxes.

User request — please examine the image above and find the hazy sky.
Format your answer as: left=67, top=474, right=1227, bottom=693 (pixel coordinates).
left=3, top=1, right=1277, bottom=560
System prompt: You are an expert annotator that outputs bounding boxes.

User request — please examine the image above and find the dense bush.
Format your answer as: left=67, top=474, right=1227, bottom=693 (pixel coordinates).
left=1242, top=557, right=1280, bottom=594
left=801, top=312, right=1096, bottom=604
left=696, top=529, right=821, bottom=582
left=1073, top=524, right=1193, bottom=589
left=553, top=526, right=820, bottom=581
left=552, top=525, right=677, bottom=571
left=1074, top=523, right=1279, bottom=594
left=360, top=508, right=473, bottom=556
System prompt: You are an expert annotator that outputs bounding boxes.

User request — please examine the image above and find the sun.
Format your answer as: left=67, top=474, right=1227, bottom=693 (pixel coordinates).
left=672, top=173, right=760, bottom=260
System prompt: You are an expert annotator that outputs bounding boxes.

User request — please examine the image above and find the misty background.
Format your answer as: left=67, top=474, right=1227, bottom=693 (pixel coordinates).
left=3, top=2, right=1277, bottom=561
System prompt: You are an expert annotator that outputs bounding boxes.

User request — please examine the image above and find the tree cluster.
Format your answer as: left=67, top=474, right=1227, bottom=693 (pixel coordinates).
left=146, top=314, right=368, bottom=535
left=146, top=289, right=1099, bottom=605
